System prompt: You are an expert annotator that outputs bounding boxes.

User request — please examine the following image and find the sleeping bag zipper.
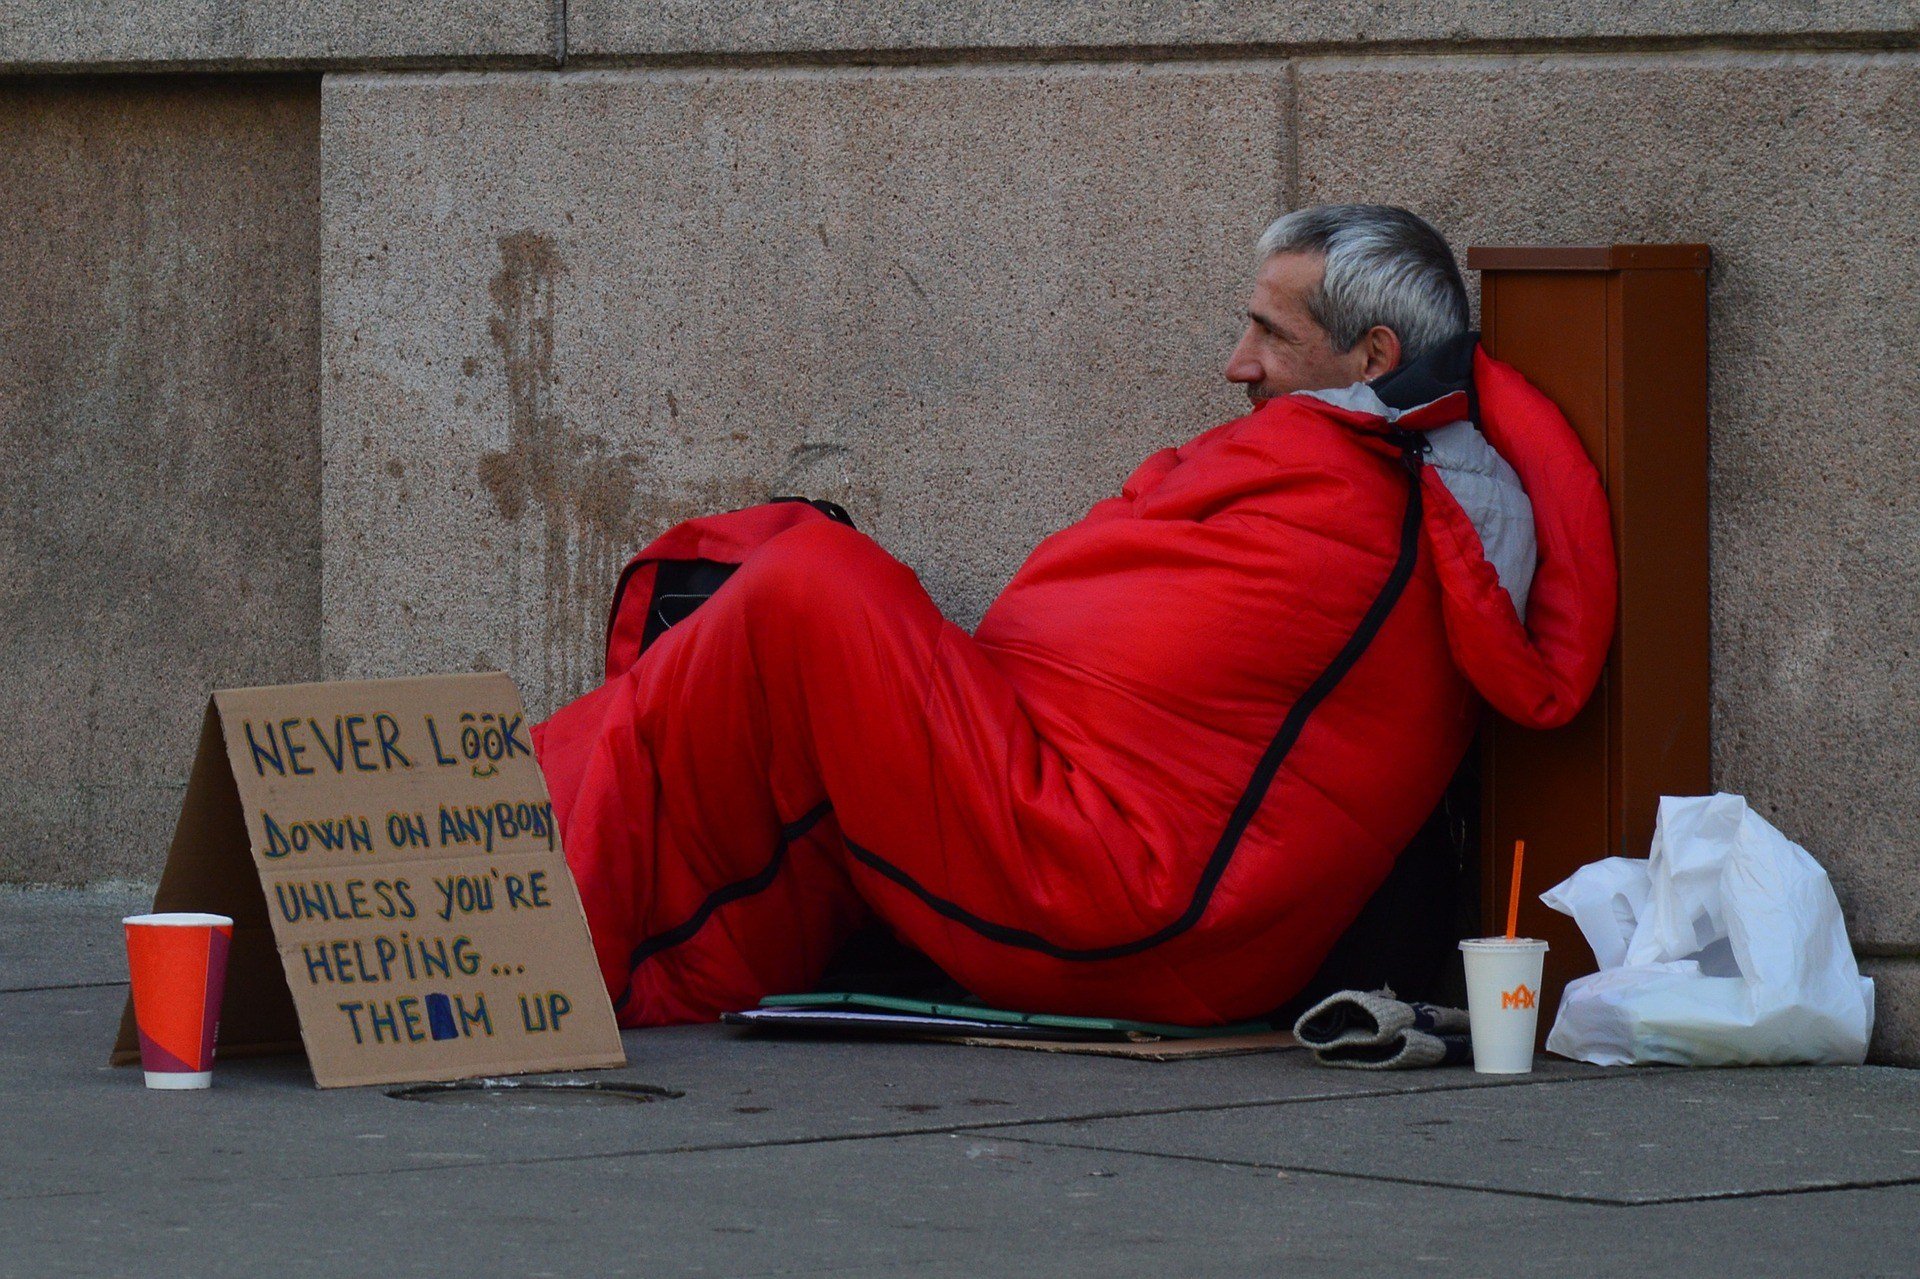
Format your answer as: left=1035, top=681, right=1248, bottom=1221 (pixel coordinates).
left=839, top=440, right=1430, bottom=962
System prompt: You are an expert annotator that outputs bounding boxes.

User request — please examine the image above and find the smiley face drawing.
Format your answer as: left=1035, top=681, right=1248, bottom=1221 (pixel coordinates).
left=459, top=711, right=508, bottom=778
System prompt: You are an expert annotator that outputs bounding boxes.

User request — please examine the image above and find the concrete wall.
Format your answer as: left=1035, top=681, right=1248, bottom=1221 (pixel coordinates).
left=318, top=65, right=1284, bottom=711
left=0, top=76, right=321, bottom=881
left=4, top=7, right=1918, bottom=1056
left=0, top=2, right=553, bottom=71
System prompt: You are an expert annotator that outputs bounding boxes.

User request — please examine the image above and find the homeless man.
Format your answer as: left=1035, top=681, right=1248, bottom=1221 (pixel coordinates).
left=534, top=204, right=1617, bottom=1028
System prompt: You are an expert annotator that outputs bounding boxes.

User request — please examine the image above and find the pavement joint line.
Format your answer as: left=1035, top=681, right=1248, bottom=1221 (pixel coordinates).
left=0, top=979, right=128, bottom=995
left=2, top=1186, right=118, bottom=1204
left=991, top=1134, right=1920, bottom=1209
left=0, top=1069, right=1623, bottom=1202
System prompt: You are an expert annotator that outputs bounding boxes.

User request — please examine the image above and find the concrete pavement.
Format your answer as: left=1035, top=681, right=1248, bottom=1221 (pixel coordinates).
left=7, top=886, right=1919, bottom=1277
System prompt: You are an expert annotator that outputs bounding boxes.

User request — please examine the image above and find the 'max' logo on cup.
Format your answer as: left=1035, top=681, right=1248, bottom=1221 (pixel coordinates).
left=112, top=673, right=625, bottom=1089
left=1500, top=983, right=1538, bottom=1010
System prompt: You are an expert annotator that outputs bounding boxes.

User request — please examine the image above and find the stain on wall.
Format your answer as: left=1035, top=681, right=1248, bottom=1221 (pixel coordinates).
left=477, top=231, right=644, bottom=703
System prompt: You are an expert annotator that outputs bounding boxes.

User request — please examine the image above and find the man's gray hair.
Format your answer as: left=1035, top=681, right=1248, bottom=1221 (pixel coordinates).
left=1256, top=205, right=1469, bottom=366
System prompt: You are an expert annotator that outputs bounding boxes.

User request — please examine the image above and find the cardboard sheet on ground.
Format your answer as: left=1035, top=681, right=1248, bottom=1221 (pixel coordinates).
left=956, top=1031, right=1295, bottom=1059
left=723, top=994, right=1297, bottom=1060
left=112, top=673, right=624, bottom=1088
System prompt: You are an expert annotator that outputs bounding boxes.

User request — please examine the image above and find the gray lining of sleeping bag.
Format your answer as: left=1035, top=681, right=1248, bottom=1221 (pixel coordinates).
left=1297, top=382, right=1536, bottom=620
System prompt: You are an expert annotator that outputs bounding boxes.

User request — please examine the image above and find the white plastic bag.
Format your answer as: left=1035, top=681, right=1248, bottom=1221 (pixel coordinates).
left=1542, top=793, right=1875, bottom=1066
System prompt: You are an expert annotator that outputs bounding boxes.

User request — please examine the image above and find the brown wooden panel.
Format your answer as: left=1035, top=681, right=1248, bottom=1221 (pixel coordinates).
left=1479, top=268, right=1617, bottom=1033
left=1471, top=246, right=1710, bottom=1043
left=1611, top=267, right=1713, bottom=858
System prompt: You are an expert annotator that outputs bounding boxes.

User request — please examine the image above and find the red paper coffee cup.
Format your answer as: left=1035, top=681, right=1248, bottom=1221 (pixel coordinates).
left=123, top=912, right=234, bottom=1090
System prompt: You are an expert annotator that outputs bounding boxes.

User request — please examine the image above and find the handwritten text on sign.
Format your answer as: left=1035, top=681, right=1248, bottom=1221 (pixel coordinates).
left=215, top=674, right=622, bottom=1087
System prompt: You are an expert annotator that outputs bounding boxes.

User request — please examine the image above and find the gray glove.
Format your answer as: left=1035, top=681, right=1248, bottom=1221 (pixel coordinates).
left=1292, top=988, right=1472, bottom=1070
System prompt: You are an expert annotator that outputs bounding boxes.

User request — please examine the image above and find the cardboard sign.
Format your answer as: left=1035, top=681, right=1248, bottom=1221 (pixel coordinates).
left=114, top=673, right=624, bottom=1088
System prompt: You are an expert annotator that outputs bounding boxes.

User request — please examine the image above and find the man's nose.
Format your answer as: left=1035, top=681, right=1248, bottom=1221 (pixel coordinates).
left=1224, top=334, right=1263, bottom=384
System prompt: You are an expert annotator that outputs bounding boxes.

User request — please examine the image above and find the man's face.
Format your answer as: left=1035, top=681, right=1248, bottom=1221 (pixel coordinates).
left=1223, top=251, right=1373, bottom=407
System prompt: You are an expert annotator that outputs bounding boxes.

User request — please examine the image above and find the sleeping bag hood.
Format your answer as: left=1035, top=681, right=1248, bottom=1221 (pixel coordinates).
left=1370, top=333, right=1616, bottom=730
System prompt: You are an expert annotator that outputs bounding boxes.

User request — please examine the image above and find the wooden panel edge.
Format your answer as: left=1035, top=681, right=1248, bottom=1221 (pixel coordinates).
left=1468, top=245, right=1711, bottom=272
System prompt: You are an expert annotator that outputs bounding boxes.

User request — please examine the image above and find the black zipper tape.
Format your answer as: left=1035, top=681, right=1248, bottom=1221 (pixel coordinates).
left=612, top=800, right=833, bottom=1016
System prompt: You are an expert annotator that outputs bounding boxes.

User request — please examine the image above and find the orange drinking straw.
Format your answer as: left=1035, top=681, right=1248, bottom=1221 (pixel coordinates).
left=1505, top=839, right=1527, bottom=940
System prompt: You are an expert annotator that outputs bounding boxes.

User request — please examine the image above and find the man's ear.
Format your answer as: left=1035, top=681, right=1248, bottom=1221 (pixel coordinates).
left=1357, top=326, right=1404, bottom=380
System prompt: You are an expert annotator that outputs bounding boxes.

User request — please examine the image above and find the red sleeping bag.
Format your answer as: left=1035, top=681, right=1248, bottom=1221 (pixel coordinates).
left=534, top=346, right=1616, bottom=1026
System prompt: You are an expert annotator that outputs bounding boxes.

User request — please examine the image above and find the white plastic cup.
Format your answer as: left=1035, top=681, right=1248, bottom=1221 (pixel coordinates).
left=1459, top=937, right=1548, bottom=1074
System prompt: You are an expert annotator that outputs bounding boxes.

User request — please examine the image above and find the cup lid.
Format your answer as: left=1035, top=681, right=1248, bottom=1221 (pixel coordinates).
left=123, top=912, right=235, bottom=927
left=1458, top=936, right=1548, bottom=951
